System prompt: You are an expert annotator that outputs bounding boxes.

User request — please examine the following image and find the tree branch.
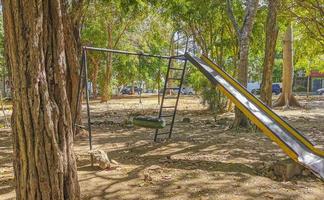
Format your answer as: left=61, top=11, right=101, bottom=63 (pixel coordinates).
left=113, top=19, right=135, bottom=48
left=241, top=0, right=259, bottom=38
left=189, top=23, right=208, bottom=54
left=226, top=0, right=241, bottom=37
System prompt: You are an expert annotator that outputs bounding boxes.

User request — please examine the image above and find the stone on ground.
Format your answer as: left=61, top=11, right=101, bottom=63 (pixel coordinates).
left=273, top=159, right=305, bottom=181
left=182, top=117, right=191, bottom=123
left=75, top=129, right=89, bottom=139
left=89, top=149, right=111, bottom=169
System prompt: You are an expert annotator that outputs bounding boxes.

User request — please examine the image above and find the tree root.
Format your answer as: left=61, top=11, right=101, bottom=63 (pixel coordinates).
left=273, top=93, right=301, bottom=108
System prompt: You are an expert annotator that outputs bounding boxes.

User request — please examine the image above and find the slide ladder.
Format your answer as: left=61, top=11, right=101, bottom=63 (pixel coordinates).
left=154, top=57, right=188, bottom=141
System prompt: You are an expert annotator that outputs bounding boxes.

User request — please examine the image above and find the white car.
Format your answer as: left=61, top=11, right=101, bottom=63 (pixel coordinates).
left=317, top=88, right=324, bottom=95
left=247, top=82, right=260, bottom=94
left=181, top=87, right=195, bottom=95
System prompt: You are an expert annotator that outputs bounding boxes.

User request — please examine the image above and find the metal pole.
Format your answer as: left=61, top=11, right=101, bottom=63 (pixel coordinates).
left=138, top=54, right=143, bottom=104
left=83, top=46, right=185, bottom=60
left=307, top=60, right=311, bottom=98
left=84, top=49, right=94, bottom=166
left=307, top=75, right=310, bottom=98
left=157, top=65, right=161, bottom=105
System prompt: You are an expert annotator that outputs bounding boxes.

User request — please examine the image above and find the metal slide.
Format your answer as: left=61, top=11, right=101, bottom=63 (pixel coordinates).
left=185, top=53, right=324, bottom=180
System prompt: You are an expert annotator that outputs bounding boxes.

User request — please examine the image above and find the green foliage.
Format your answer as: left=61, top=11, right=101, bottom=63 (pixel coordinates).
left=278, top=0, right=324, bottom=74
left=188, top=69, right=227, bottom=113
left=294, top=25, right=324, bottom=74
left=294, top=85, right=306, bottom=92
left=81, top=1, right=172, bottom=94
left=162, top=0, right=238, bottom=111
left=77, top=0, right=323, bottom=102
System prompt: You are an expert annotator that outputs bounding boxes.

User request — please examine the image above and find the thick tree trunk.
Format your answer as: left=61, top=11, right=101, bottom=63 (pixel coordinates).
left=273, top=23, right=300, bottom=108
left=260, top=0, right=279, bottom=106
left=63, top=17, right=82, bottom=130
left=3, top=1, right=80, bottom=199
left=59, top=0, right=84, bottom=134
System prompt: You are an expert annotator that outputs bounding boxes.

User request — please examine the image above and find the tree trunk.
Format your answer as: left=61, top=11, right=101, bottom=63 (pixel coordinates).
left=273, top=23, right=300, bottom=108
left=260, top=0, right=279, bottom=106
left=60, top=1, right=84, bottom=135
left=306, top=60, right=311, bottom=98
left=92, top=66, right=99, bottom=99
left=89, top=56, right=100, bottom=99
left=3, top=1, right=80, bottom=199
left=227, top=0, right=259, bottom=128
left=131, top=81, right=135, bottom=94
left=233, top=37, right=250, bottom=127
left=101, top=24, right=113, bottom=102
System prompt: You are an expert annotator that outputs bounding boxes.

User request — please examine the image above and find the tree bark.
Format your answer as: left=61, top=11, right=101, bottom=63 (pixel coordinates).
left=3, top=1, right=80, bottom=199
left=227, top=0, right=259, bottom=128
left=89, top=55, right=99, bottom=99
left=60, top=0, right=84, bottom=134
left=233, top=37, right=250, bottom=126
left=92, top=64, right=99, bottom=100
left=99, top=11, right=135, bottom=101
left=101, top=24, right=113, bottom=102
left=260, top=0, right=279, bottom=106
left=273, top=23, right=300, bottom=108
left=62, top=12, right=82, bottom=130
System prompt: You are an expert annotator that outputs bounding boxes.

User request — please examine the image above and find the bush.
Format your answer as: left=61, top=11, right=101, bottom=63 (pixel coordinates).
left=201, top=85, right=228, bottom=113
left=188, top=70, right=228, bottom=114
left=294, top=86, right=306, bottom=92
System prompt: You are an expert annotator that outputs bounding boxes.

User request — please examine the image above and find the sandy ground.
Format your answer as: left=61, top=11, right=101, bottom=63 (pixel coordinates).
left=1, top=95, right=324, bottom=200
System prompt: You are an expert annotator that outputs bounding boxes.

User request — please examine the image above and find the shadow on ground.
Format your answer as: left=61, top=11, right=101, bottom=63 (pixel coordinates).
left=1, top=96, right=324, bottom=200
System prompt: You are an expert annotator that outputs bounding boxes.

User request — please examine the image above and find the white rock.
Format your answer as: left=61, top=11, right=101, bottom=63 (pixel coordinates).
left=89, top=149, right=111, bottom=169
left=147, top=165, right=162, bottom=170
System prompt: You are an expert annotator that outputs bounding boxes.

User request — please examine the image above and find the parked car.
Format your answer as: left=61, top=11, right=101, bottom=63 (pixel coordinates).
left=144, top=89, right=155, bottom=93
left=159, top=88, right=178, bottom=94
left=121, top=86, right=142, bottom=95
left=247, top=82, right=260, bottom=94
left=272, top=83, right=281, bottom=95
left=316, top=88, right=324, bottom=95
left=247, top=82, right=282, bottom=95
left=273, top=82, right=282, bottom=92
left=181, top=87, right=195, bottom=95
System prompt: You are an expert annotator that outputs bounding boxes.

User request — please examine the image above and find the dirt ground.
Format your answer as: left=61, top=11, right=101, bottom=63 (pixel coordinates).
left=1, top=95, right=324, bottom=200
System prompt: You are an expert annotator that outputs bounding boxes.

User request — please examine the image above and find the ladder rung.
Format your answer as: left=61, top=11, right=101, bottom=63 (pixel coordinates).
left=170, top=67, right=184, bottom=71
left=160, top=114, right=174, bottom=117
left=166, top=87, right=180, bottom=90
